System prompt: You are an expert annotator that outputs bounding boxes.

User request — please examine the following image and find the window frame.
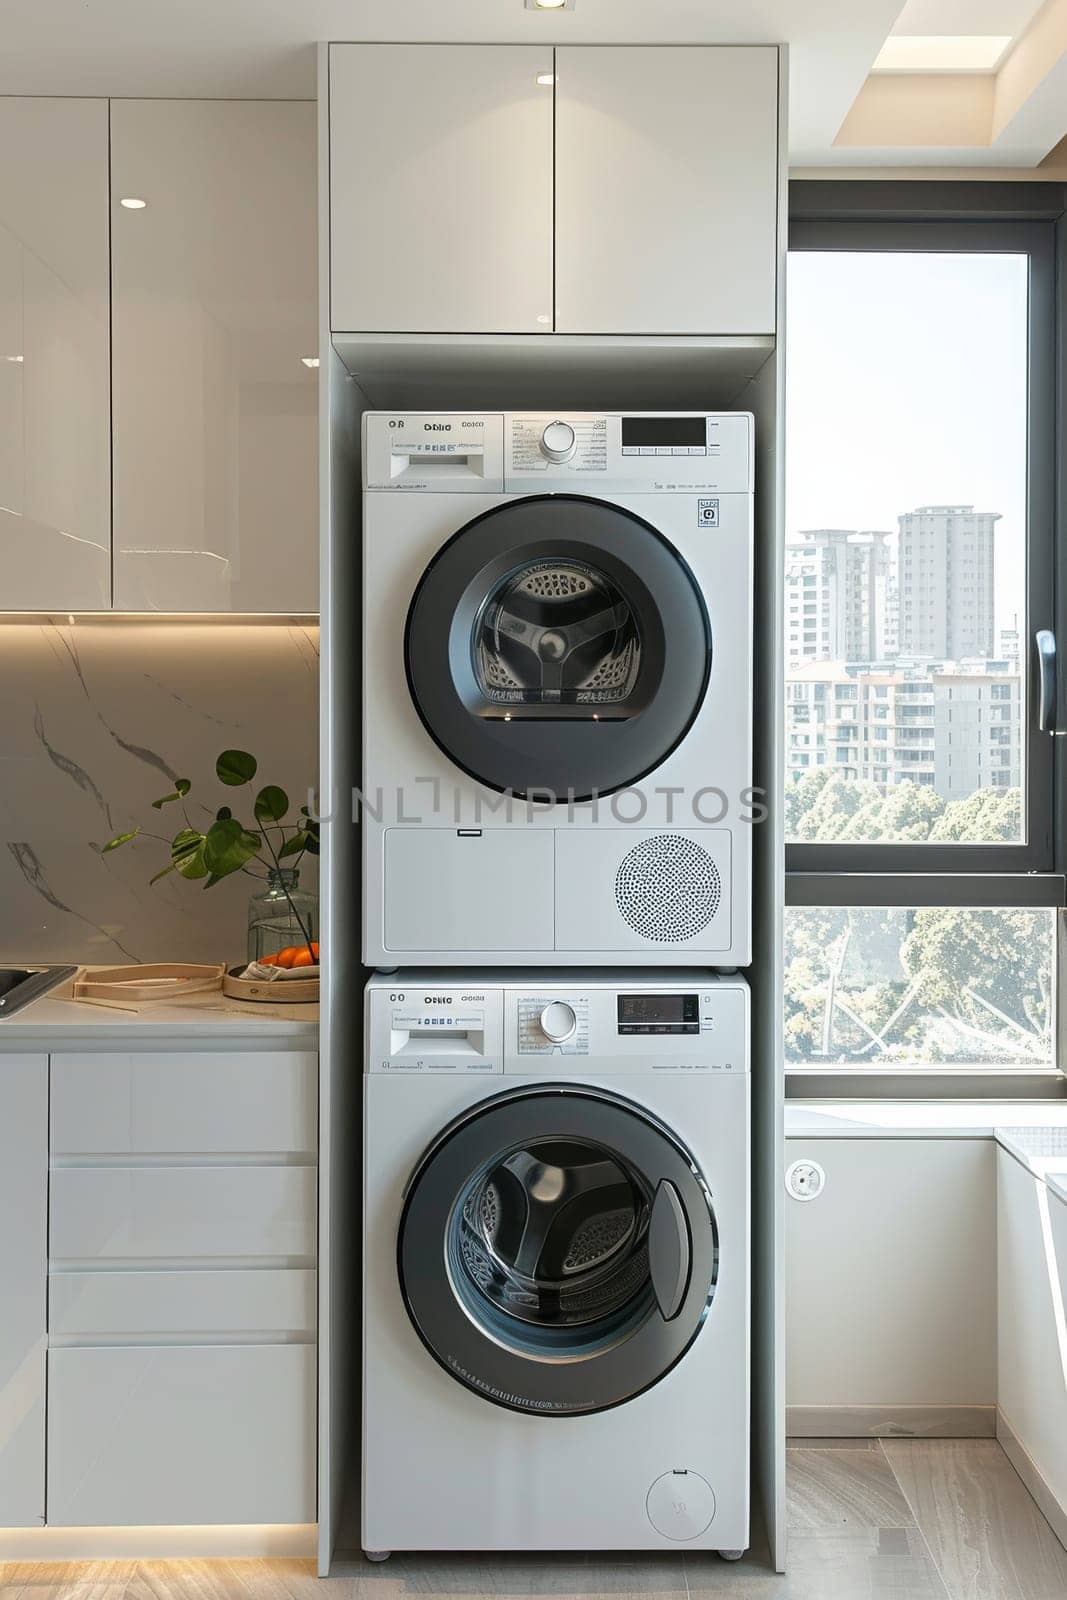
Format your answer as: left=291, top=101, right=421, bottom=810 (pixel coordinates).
left=784, top=181, right=1067, bottom=1096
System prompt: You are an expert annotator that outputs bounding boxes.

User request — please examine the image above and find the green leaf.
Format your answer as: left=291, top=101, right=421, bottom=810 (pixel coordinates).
left=216, top=749, right=258, bottom=787
left=151, top=778, right=191, bottom=809
left=101, top=827, right=140, bottom=853
left=215, top=806, right=232, bottom=822
left=305, top=832, right=319, bottom=857
left=203, top=817, right=261, bottom=878
left=254, top=784, right=289, bottom=824
left=149, top=862, right=177, bottom=886
left=278, top=830, right=309, bottom=860
left=171, top=827, right=208, bottom=881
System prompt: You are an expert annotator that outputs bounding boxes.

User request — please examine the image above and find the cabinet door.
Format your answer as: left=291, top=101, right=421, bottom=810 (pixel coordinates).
left=48, top=1344, right=316, bottom=1526
left=555, top=48, right=778, bottom=335
left=0, top=1054, right=46, bottom=1527
left=110, top=101, right=318, bottom=613
left=0, top=100, right=110, bottom=609
left=329, top=45, right=554, bottom=334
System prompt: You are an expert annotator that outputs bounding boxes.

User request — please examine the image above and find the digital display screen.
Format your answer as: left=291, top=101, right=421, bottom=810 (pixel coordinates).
left=620, top=417, right=706, bottom=448
left=617, top=994, right=699, bottom=1033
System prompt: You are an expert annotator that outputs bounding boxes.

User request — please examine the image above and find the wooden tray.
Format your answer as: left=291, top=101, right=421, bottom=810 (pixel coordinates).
left=74, top=963, right=226, bottom=1002
left=222, top=967, right=319, bottom=1004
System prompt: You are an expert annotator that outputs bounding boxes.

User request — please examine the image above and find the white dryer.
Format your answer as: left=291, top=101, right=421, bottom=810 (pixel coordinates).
left=361, top=412, right=755, bottom=967
left=362, top=970, right=750, bottom=1558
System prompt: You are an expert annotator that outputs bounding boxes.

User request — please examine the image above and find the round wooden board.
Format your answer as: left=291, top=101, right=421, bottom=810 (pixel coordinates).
left=223, top=969, right=319, bottom=1004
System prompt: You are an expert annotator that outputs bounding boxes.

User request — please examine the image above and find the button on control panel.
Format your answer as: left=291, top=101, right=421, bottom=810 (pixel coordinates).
left=518, top=994, right=590, bottom=1055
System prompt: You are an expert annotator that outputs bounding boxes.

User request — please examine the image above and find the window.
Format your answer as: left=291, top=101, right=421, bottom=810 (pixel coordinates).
left=786, top=184, right=1064, bottom=1090
left=785, top=908, right=1054, bottom=1073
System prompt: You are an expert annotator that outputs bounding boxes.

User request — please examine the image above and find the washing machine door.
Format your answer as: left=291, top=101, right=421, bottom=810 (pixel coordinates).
left=404, top=494, right=711, bottom=801
left=398, top=1084, right=718, bottom=1415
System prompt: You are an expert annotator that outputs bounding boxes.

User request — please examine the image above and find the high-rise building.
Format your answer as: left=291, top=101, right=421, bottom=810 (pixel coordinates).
left=897, top=505, right=998, bottom=659
left=785, top=660, right=1020, bottom=801
left=785, top=529, right=893, bottom=664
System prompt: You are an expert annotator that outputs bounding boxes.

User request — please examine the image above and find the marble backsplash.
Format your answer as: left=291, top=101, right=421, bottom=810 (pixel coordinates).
left=0, top=621, right=319, bottom=965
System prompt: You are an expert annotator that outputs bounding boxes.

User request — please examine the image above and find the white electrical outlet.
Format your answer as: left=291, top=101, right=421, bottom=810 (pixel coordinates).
left=785, top=1158, right=826, bottom=1202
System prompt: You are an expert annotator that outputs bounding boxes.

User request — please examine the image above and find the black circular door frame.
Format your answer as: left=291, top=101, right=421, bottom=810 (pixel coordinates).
left=404, top=495, right=712, bottom=802
left=398, top=1084, right=719, bottom=1416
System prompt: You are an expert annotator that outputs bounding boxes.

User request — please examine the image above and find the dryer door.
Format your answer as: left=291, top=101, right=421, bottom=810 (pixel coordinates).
left=398, top=1084, right=718, bottom=1415
left=404, top=494, right=711, bottom=801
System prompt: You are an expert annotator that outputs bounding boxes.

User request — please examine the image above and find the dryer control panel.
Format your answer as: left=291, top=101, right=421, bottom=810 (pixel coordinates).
left=366, top=975, right=749, bottom=1075
left=362, top=412, right=754, bottom=495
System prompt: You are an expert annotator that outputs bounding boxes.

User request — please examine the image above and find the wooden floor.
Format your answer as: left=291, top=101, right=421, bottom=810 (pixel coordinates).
left=4, top=1440, right=1067, bottom=1600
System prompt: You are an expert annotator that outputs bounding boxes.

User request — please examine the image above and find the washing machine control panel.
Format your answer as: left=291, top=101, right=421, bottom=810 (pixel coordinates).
left=362, top=412, right=754, bottom=495
left=368, top=980, right=749, bottom=1075
left=508, top=985, right=742, bottom=1072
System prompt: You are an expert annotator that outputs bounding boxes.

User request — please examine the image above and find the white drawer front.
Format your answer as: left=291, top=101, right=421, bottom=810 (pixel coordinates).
left=51, top=1052, right=317, bottom=1156
left=49, top=1269, right=317, bottom=1338
left=49, top=1167, right=316, bottom=1263
left=47, top=1344, right=316, bottom=1526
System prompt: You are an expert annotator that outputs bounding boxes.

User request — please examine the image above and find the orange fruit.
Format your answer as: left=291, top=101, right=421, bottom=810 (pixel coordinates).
left=291, top=947, right=316, bottom=968
left=259, top=953, right=279, bottom=967
left=274, top=945, right=301, bottom=968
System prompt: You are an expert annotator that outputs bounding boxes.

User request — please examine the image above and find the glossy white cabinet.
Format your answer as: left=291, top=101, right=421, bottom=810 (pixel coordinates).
left=45, top=1043, right=319, bottom=1531
left=51, top=1049, right=317, bottom=1155
left=0, top=100, right=110, bottom=609
left=49, top=1268, right=317, bottom=1339
left=47, top=1344, right=316, bottom=1526
left=328, top=45, right=778, bottom=338
left=329, top=45, right=554, bottom=335
left=110, top=100, right=318, bottom=612
left=50, top=1165, right=317, bottom=1262
left=555, top=47, right=778, bottom=334
left=0, top=1055, right=47, bottom=1527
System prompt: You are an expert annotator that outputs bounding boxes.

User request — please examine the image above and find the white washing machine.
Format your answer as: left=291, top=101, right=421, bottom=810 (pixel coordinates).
left=363, top=970, right=750, bottom=1558
left=362, top=412, right=755, bottom=967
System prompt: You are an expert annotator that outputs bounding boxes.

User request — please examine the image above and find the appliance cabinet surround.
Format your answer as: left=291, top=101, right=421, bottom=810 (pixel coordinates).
left=328, top=43, right=778, bottom=337
left=0, top=1045, right=319, bottom=1533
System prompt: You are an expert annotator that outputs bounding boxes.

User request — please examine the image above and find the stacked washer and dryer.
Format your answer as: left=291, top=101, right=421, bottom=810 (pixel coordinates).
left=361, top=412, right=755, bottom=1560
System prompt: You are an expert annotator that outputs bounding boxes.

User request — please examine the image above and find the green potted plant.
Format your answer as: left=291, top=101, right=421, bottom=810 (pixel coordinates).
left=103, top=749, right=319, bottom=965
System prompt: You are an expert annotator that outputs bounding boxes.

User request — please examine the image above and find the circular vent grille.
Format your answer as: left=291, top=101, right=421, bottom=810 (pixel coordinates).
left=615, top=835, right=722, bottom=943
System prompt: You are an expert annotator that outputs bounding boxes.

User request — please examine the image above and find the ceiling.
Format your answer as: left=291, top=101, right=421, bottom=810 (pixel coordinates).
left=0, top=0, right=1064, bottom=169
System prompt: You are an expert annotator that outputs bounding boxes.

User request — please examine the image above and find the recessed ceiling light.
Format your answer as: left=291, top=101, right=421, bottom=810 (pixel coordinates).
left=536, top=73, right=556, bottom=86
left=872, top=35, right=1012, bottom=74
left=526, top=0, right=573, bottom=11
left=301, top=356, right=320, bottom=369
left=119, top=196, right=147, bottom=209
left=4, top=354, right=24, bottom=363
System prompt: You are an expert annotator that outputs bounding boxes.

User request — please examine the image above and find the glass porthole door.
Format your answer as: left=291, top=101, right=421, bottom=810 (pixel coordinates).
left=398, top=1085, right=719, bottom=1415
left=404, top=495, right=712, bottom=801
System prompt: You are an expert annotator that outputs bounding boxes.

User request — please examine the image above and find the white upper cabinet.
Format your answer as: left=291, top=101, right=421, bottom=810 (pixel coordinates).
left=0, top=1055, right=47, bottom=1527
left=329, top=44, right=555, bottom=334
left=554, top=47, right=779, bottom=335
left=0, top=100, right=110, bottom=610
left=111, top=101, right=318, bottom=613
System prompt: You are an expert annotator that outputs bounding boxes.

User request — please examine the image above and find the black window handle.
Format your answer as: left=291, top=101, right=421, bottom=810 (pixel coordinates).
left=1036, top=629, right=1060, bottom=735
left=648, top=1178, right=692, bottom=1322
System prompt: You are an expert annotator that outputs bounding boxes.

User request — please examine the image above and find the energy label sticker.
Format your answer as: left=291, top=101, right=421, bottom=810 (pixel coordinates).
left=698, top=498, right=720, bottom=528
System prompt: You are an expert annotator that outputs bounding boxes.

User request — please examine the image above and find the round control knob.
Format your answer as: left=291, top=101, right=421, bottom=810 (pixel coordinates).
left=540, top=420, right=577, bottom=464
left=539, top=1001, right=577, bottom=1043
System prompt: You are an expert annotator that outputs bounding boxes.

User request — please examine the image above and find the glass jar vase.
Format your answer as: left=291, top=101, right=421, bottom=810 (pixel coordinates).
left=247, top=868, right=318, bottom=962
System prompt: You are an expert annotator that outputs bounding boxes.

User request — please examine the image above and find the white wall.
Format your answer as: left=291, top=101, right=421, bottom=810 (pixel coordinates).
left=785, top=1137, right=997, bottom=1428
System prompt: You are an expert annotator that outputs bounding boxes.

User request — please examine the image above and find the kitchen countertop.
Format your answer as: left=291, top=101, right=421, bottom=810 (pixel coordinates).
left=0, top=972, right=318, bottom=1048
